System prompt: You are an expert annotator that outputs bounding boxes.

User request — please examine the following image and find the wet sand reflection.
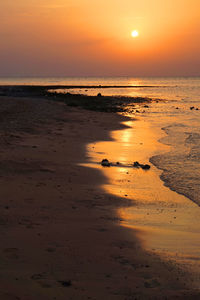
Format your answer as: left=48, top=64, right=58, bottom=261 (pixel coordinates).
left=86, top=118, right=200, bottom=265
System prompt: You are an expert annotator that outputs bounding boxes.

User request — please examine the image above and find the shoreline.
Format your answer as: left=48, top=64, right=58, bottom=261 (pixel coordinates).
left=150, top=125, right=200, bottom=207
left=0, top=94, right=199, bottom=299
left=86, top=114, right=200, bottom=259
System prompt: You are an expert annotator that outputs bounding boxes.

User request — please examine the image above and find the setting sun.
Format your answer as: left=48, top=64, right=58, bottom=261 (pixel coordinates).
left=131, top=30, right=139, bottom=38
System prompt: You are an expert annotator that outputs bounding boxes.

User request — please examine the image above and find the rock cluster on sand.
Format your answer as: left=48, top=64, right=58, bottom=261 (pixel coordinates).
left=101, top=159, right=151, bottom=170
left=133, top=161, right=151, bottom=170
left=190, top=106, right=199, bottom=110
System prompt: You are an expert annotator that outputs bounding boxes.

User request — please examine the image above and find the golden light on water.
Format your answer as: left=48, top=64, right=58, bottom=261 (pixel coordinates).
left=131, top=30, right=139, bottom=38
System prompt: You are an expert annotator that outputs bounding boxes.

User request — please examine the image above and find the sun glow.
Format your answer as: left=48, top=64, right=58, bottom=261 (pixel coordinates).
left=131, top=30, right=139, bottom=38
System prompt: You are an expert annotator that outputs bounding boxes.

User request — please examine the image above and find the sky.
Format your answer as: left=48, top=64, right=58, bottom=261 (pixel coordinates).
left=0, top=0, right=199, bottom=77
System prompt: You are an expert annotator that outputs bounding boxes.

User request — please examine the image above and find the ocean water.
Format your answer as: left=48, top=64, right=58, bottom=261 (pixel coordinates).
left=0, top=76, right=199, bottom=101
left=1, top=76, right=200, bottom=205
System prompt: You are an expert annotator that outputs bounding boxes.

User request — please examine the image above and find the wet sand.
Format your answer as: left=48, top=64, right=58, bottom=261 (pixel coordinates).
left=87, top=117, right=200, bottom=282
left=0, top=95, right=199, bottom=299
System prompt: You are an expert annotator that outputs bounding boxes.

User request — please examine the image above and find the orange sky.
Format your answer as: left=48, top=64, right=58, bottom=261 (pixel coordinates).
left=0, top=0, right=199, bottom=76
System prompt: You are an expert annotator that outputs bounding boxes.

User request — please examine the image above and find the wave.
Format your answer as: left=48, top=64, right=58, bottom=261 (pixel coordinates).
left=150, top=123, right=200, bottom=206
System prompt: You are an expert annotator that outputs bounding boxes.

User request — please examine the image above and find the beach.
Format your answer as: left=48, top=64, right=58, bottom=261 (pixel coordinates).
left=1, top=0, right=200, bottom=296
left=0, top=91, right=200, bottom=299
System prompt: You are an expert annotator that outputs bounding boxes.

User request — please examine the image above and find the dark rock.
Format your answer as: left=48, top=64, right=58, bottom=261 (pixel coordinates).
left=140, top=164, right=151, bottom=170
left=190, top=106, right=195, bottom=110
left=101, top=159, right=111, bottom=167
left=58, top=280, right=72, bottom=287
left=133, top=161, right=140, bottom=168
left=144, top=105, right=149, bottom=108
left=97, top=93, right=102, bottom=97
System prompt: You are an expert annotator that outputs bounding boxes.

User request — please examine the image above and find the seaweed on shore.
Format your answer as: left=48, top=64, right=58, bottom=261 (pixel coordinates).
left=48, top=91, right=153, bottom=113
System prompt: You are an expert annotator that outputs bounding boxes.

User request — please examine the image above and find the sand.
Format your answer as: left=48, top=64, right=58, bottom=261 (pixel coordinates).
left=0, top=95, right=199, bottom=299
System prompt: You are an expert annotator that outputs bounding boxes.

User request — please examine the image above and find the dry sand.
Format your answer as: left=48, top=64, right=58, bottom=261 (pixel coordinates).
left=0, top=96, right=199, bottom=299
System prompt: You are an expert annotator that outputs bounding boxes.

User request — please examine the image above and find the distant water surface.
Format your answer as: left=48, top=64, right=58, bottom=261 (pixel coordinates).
left=0, top=76, right=200, bottom=101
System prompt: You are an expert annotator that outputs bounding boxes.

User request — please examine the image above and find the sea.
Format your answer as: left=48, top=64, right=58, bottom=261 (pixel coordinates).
left=1, top=76, right=200, bottom=206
